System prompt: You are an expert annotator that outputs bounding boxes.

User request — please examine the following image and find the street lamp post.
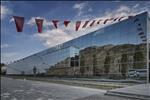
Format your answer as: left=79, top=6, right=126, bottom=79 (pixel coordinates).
left=147, top=35, right=149, bottom=83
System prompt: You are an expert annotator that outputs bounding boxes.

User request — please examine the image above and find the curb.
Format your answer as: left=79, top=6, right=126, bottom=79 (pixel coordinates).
left=105, top=91, right=150, bottom=100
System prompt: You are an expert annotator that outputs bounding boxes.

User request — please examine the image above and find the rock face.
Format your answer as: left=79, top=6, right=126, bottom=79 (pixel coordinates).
left=47, top=43, right=147, bottom=78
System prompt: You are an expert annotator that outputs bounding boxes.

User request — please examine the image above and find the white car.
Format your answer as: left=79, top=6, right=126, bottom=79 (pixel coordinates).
left=128, top=70, right=137, bottom=78
left=136, top=69, right=147, bottom=78
left=128, top=69, right=147, bottom=78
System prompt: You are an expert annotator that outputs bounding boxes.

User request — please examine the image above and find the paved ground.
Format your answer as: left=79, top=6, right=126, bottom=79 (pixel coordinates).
left=1, top=77, right=136, bottom=100
left=107, top=83, right=150, bottom=97
left=7, top=76, right=138, bottom=90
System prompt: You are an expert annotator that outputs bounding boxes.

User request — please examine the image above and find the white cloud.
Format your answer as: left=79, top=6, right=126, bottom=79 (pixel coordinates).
left=1, top=44, right=11, bottom=49
left=1, top=5, right=12, bottom=20
left=103, top=5, right=132, bottom=18
left=73, top=2, right=86, bottom=10
left=88, top=8, right=93, bottom=12
left=34, top=29, right=73, bottom=47
left=73, top=2, right=93, bottom=17
left=9, top=17, right=14, bottom=23
left=27, top=17, right=52, bottom=28
left=133, top=4, right=140, bottom=9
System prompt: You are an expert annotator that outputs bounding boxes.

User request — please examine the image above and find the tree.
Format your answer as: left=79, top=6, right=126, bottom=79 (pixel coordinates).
left=33, top=66, right=37, bottom=76
left=93, top=54, right=97, bottom=75
left=133, top=46, right=144, bottom=69
left=0, top=63, right=6, bottom=75
left=121, top=54, right=128, bottom=78
left=104, top=53, right=111, bottom=74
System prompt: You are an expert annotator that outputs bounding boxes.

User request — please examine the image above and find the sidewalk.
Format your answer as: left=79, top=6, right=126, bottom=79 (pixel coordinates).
left=106, top=84, right=150, bottom=100
left=7, top=76, right=138, bottom=90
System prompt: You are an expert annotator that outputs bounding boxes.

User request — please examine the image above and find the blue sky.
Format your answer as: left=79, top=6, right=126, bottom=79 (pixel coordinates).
left=1, top=1, right=150, bottom=64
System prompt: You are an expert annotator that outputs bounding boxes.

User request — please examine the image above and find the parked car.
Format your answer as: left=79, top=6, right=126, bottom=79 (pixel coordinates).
left=128, top=69, right=137, bottom=78
left=128, top=69, right=147, bottom=78
left=136, top=69, right=147, bottom=78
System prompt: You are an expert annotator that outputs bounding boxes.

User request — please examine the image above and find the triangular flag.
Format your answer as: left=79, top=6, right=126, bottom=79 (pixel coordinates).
left=89, top=20, right=96, bottom=27
left=142, top=39, right=147, bottom=42
left=140, top=35, right=146, bottom=39
left=138, top=23, right=141, bottom=26
left=134, top=18, right=139, bottom=23
left=137, top=27, right=143, bottom=31
left=118, top=16, right=125, bottom=21
left=76, top=21, right=81, bottom=31
left=82, top=21, right=89, bottom=28
left=35, top=19, right=43, bottom=33
left=128, top=16, right=133, bottom=19
left=64, top=20, right=70, bottom=27
left=52, top=20, right=59, bottom=28
left=13, top=16, right=24, bottom=32
left=97, top=20, right=102, bottom=24
left=103, top=19, right=109, bottom=24
left=138, top=32, right=144, bottom=35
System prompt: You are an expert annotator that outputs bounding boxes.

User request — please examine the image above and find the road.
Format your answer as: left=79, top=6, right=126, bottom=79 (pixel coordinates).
left=1, top=77, right=136, bottom=100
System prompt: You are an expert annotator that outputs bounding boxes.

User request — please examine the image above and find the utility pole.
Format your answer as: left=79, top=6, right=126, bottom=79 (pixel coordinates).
left=146, top=13, right=150, bottom=83
left=147, top=35, right=149, bottom=83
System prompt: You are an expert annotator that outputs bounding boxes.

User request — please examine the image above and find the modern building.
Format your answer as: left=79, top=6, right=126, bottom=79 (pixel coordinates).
left=7, top=12, right=150, bottom=81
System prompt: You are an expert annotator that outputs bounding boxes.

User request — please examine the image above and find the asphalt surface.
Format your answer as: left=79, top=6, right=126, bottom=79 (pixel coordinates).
left=1, top=77, right=136, bottom=100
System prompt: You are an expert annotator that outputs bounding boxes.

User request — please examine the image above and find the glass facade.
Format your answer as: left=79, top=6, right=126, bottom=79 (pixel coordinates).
left=7, top=12, right=149, bottom=81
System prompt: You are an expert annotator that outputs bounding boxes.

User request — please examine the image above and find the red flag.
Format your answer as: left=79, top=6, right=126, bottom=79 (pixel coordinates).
left=118, top=16, right=125, bottom=21
left=142, top=39, right=147, bottom=42
left=138, top=23, right=141, bottom=26
left=82, top=21, right=89, bottom=28
left=52, top=20, right=59, bottom=28
left=103, top=19, right=109, bottom=24
left=97, top=20, right=102, bottom=24
left=35, top=19, right=43, bottom=33
left=128, top=16, right=133, bottom=19
left=134, top=18, right=139, bottom=23
left=137, top=27, right=142, bottom=31
left=64, top=20, right=70, bottom=27
left=76, top=21, right=81, bottom=31
left=103, top=18, right=114, bottom=24
left=13, top=16, right=24, bottom=32
left=138, top=32, right=144, bottom=35
left=114, top=18, right=118, bottom=21
left=140, top=35, right=146, bottom=39
left=89, top=20, right=96, bottom=27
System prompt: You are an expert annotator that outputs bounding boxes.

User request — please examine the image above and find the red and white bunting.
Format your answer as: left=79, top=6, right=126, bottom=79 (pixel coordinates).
left=97, top=19, right=102, bottom=24
left=128, top=16, right=134, bottom=19
left=140, top=35, right=146, bottom=39
left=118, top=16, right=125, bottom=21
left=142, top=39, right=147, bottom=42
left=64, top=20, right=70, bottom=27
left=52, top=20, right=59, bottom=28
left=113, top=18, right=118, bottom=21
left=134, top=18, right=139, bottom=23
left=12, top=15, right=136, bottom=32
left=137, top=27, right=143, bottom=31
left=76, top=21, right=81, bottom=31
left=138, top=32, right=144, bottom=35
left=35, top=19, right=43, bottom=33
left=103, top=19, right=109, bottom=24
left=82, top=21, right=89, bottom=28
left=13, top=16, right=24, bottom=32
left=89, top=20, right=96, bottom=27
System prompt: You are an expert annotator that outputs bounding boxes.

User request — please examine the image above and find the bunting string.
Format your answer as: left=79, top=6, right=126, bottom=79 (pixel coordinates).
left=13, top=15, right=137, bottom=33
